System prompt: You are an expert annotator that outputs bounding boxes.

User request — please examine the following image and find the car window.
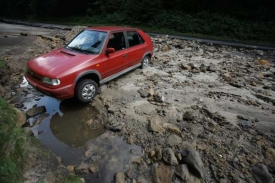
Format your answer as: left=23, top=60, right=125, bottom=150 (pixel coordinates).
left=107, top=32, right=125, bottom=51
left=67, top=30, right=107, bottom=54
left=127, top=31, right=145, bottom=47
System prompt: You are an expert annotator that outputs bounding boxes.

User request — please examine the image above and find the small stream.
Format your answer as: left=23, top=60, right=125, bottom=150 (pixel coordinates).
left=19, top=77, right=142, bottom=182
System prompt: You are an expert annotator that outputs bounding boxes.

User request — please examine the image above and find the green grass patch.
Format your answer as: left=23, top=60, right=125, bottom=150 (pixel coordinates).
left=0, top=97, right=26, bottom=183
left=0, top=59, right=5, bottom=69
left=60, top=176, right=83, bottom=183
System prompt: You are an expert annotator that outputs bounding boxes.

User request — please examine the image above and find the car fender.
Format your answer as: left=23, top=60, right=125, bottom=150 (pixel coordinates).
left=142, top=51, right=152, bottom=59
left=74, top=70, right=102, bottom=83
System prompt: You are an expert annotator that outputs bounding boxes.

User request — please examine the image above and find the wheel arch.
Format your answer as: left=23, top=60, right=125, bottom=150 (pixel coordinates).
left=143, top=51, right=152, bottom=59
left=74, top=70, right=102, bottom=85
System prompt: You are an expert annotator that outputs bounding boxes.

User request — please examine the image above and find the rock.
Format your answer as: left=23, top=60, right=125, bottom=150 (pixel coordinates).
left=256, top=60, right=270, bottom=69
left=155, top=147, right=163, bottom=160
left=152, top=163, right=174, bottom=183
left=164, top=123, right=181, bottom=136
left=162, top=148, right=178, bottom=166
left=192, top=68, right=200, bottom=74
left=257, top=73, right=265, bottom=79
left=89, top=164, right=99, bottom=173
left=199, top=64, right=207, bottom=72
left=207, top=63, right=217, bottom=72
left=175, top=164, right=190, bottom=181
left=80, top=178, right=85, bottom=183
left=23, top=127, right=34, bottom=136
left=26, top=106, right=46, bottom=117
left=166, top=134, right=182, bottom=146
left=222, top=73, right=232, bottom=82
left=75, top=162, right=89, bottom=173
left=14, top=108, right=27, bottom=127
left=252, top=163, right=274, bottom=183
left=66, top=165, right=75, bottom=173
left=180, top=141, right=204, bottom=178
left=251, top=81, right=257, bottom=86
left=153, top=93, right=165, bottom=102
left=255, top=50, right=264, bottom=56
left=161, top=45, right=170, bottom=52
left=183, top=111, right=195, bottom=121
left=149, top=115, right=163, bottom=133
left=114, top=171, right=125, bottom=183
left=20, top=32, right=28, bottom=36
left=148, top=88, right=155, bottom=97
left=105, top=123, right=124, bottom=132
left=190, top=124, right=204, bottom=137
left=265, top=148, right=275, bottom=161
left=181, top=64, right=192, bottom=70
left=239, top=120, right=252, bottom=131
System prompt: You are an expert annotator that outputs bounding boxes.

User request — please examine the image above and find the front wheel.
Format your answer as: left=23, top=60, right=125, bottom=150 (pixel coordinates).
left=140, top=56, right=150, bottom=69
left=75, top=79, right=98, bottom=103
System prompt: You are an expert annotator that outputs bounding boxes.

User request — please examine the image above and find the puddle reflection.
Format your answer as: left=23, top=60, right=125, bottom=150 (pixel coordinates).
left=50, top=98, right=105, bottom=147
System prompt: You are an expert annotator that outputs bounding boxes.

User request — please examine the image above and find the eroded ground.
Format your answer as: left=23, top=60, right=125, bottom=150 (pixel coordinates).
left=0, top=23, right=275, bottom=183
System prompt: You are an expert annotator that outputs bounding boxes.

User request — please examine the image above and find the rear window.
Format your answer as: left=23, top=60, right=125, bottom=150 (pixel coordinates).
left=126, top=31, right=144, bottom=47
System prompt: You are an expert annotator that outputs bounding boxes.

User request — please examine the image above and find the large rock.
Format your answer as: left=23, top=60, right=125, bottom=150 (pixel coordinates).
left=114, top=171, right=125, bottom=183
left=175, top=164, right=190, bottom=181
left=26, top=106, right=46, bottom=117
left=149, top=115, right=163, bottom=133
left=183, top=111, right=195, bottom=121
left=166, top=134, right=182, bottom=146
left=161, top=45, right=170, bottom=52
left=255, top=60, right=270, bottom=69
left=252, top=163, right=274, bottom=183
left=190, top=124, right=204, bottom=137
left=266, top=148, right=275, bottom=161
left=180, top=141, right=204, bottom=178
left=162, top=148, right=178, bottom=166
left=152, top=163, right=174, bottom=183
left=164, top=123, right=181, bottom=136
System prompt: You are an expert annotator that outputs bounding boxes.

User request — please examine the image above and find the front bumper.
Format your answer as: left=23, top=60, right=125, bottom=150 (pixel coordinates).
left=24, top=73, right=75, bottom=100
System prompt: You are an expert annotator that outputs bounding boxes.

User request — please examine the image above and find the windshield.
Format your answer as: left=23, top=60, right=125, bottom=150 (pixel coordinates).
left=67, top=30, right=107, bottom=54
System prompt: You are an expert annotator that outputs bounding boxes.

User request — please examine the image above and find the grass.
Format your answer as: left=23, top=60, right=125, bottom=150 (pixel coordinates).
left=0, top=97, right=25, bottom=183
left=0, top=58, right=5, bottom=69
left=60, top=176, right=83, bottom=183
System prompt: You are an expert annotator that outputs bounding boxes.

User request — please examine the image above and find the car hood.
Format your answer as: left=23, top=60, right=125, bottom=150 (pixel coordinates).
left=27, top=48, right=97, bottom=77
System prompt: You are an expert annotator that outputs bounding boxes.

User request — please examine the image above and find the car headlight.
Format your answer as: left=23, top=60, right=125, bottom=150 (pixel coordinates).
left=41, top=77, right=60, bottom=86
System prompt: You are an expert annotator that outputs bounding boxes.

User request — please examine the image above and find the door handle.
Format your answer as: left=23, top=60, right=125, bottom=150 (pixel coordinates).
left=123, top=54, right=127, bottom=57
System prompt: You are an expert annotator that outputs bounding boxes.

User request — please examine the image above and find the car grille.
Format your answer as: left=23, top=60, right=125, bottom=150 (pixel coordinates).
left=27, top=68, right=42, bottom=81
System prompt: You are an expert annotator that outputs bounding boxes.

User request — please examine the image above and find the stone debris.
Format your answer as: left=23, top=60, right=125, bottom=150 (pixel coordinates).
left=26, top=106, right=46, bottom=117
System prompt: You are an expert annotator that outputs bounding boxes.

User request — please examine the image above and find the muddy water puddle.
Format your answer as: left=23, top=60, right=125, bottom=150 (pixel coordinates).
left=20, top=78, right=142, bottom=182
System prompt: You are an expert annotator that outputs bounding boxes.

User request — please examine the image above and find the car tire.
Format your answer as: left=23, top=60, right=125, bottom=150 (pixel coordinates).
left=75, top=79, right=98, bottom=103
left=140, top=55, right=150, bottom=69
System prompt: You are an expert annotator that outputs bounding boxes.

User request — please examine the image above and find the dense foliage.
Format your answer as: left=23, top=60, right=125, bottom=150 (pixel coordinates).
left=0, top=0, right=275, bottom=43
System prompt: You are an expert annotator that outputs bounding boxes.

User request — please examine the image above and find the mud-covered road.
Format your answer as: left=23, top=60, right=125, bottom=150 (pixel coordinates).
left=0, top=23, right=275, bottom=183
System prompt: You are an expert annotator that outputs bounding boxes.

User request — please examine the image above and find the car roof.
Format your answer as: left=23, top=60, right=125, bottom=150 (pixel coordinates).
left=85, top=26, right=138, bottom=32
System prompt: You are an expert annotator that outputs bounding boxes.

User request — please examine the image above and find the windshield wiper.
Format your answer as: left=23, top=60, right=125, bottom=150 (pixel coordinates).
left=67, top=46, right=89, bottom=54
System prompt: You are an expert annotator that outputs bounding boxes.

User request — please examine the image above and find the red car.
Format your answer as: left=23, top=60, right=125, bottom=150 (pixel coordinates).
left=24, top=26, right=153, bottom=103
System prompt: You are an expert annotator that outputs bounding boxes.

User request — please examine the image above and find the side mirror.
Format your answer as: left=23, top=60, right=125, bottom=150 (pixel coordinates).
left=106, top=48, right=115, bottom=54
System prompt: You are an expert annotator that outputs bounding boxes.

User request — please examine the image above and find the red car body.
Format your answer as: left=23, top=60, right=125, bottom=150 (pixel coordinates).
left=24, top=26, right=153, bottom=102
